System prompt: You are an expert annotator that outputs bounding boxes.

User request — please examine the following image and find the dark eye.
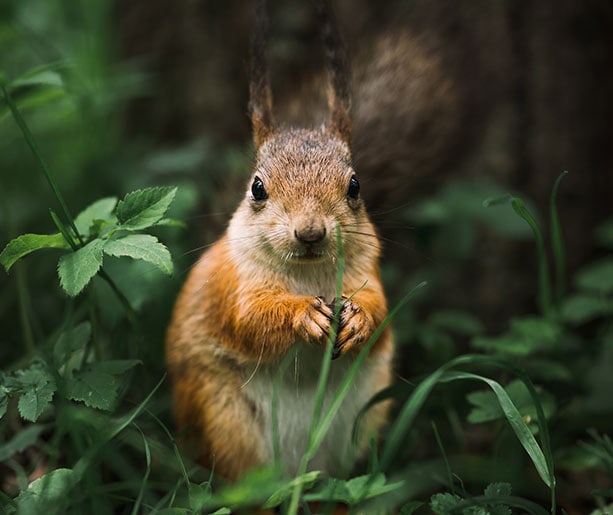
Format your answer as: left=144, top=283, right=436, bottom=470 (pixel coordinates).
left=251, top=176, right=268, bottom=201
left=347, top=175, right=360, bottom=200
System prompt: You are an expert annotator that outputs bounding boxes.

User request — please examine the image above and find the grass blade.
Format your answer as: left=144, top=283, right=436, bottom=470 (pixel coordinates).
left=511, top=198, right=552, bottom=317
left=130, top=425, right=151, bottom=515
left=440, top=371, right=551, bottom=487
left=550, top=171, right=568, bottom=305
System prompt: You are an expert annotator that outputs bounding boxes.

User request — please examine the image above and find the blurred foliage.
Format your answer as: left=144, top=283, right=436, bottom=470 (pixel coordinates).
left=1, top=0, right=612, bottom=513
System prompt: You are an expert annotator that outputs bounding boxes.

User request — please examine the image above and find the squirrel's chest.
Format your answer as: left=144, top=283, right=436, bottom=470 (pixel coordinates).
left=241, top=345, right=377, bottom=476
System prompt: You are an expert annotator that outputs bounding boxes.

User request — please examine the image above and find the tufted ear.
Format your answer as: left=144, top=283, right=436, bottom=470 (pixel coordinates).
left=249, top=0, right=275, bottom=149
left=315, top=0, right=352, bottom=144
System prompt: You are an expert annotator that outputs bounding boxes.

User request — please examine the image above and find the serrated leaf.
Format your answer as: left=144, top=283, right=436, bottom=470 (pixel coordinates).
left=484, top=482, right=512, bottom=497
left=15, top=468, right=78, bottom=515
left=53, top=322, right=91, bottom=367
left=430, top=492, right=464, bottom=513
left=0, top=424, right=46, bottom=461
left=57, top=239, right=104, bottom=297
left=74, top=197, right=118, bottom=236
left=0, top=233, right=69, bottom=272
left=18, top=377, right=56, bottom=422
left=68, top=369, right=120, bottom=410
left=576, top=259, right=613, bottom=295
left=116, top=186, right=177, bottom=231
left=103, top=234, right=173, bottom=274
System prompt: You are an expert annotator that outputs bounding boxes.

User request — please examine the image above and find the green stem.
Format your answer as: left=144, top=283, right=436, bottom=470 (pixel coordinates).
left=0, top=80, right=83, bottom=245
left=15, top=263, right=36, bottom=356
left=98, top=269, right=138, bottom=327
left=511, top=198, right=552, bottom=318
left=550, top=171, right=568, bottom=307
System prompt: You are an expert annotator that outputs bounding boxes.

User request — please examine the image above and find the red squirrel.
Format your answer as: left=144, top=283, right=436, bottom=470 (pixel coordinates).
left=165, top=1, right=392, bottom=482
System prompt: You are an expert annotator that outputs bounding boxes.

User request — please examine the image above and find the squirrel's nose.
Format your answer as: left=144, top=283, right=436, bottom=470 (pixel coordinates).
left=294, top=225, right=326, bottom=244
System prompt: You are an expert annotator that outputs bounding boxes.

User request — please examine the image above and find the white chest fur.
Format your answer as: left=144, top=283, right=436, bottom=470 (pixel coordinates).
left=242, top=343, right=380, bottom=477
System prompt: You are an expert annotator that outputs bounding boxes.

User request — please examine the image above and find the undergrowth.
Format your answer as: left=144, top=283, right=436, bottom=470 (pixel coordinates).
left=1, top=1, right=612, bottom=514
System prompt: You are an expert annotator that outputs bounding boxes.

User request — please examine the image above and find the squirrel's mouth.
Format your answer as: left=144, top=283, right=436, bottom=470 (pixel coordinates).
left=288, top=245, right=329, bottom=263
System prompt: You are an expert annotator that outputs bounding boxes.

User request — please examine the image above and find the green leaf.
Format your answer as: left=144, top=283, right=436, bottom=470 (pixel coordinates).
left=17, top=381, right=55, bottom=422
left=0, top=424, right=46, bottom=461
left=400, top=501, right=424, bottom=515
left=446, top=371, right=552, bottom=487
left=116, top=186, right=177, bottom=231
left=15, top=366, right=56, bottom=422
left=0, top=387, right=7, bottom=419
left=189, top=482, right=212, bottom=512
left=575, top=258, right=613, bottom=295
left=74, top=197, right=118, bottom=236
left=561, top=294, right=611, bottom=325
left=103, top=234, right=173, bottom=275
left=15, top=468, right=78, bottom=515
left=68, top=368, right=121, bottom=411
left=0, top=233, right=70, bottom=272
left=206, top=467, right=282, bottom=508
left=471, top=316, right=561, bottom=356
left=54, top=322, right=92, bottom=367
left=467, top=379, right=555, bottom=429
left=303, top=474, right=403, bottom=506
left=263, top=471, right=320, bottom=508
left=484, top=482, right=512, bottom=497
left=430, top=492, right=464, bottom=513
left=57, top=239, right=104, bottom=296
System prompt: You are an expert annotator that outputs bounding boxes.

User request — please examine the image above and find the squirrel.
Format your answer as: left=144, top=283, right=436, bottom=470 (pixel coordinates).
left=165, top=1, right=393, bottom=482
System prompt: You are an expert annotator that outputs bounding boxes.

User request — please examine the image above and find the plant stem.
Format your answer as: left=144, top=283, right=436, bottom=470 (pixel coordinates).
left=0, top=80, right=83, bottom=245
left=550, top=171, right=568, bottom=307
left=15, top=262, right=36, bottom=356
left=511, top=198, right=552, bottom=318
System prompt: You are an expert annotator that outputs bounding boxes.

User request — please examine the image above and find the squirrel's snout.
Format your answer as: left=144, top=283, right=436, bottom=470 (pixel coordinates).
left=294, top=224, right=327, bottom=244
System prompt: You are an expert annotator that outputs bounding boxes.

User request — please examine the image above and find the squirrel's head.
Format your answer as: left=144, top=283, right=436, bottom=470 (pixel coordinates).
left=227, top=1, right=378, bottom=270
left=231, top=126, right=377, bottom=268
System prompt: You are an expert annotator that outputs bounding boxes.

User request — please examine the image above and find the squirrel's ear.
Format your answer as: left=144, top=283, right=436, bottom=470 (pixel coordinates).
left=317, top=0, right=352, bottom=144
left=249, top=0, right=275, bottom=149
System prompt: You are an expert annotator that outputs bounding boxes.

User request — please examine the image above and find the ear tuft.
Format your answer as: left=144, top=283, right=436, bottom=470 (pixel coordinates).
left=249, top=0, right=275, bottom=149
left=316, top=0, right=352, bottom=144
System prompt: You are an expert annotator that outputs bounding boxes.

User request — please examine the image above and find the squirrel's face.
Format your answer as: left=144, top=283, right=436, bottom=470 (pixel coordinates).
left=231, top=127, right=379, bottom=268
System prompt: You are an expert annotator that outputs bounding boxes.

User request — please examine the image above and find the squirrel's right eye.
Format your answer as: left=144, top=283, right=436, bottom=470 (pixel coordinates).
left=251, top=176, right=268, bottom=201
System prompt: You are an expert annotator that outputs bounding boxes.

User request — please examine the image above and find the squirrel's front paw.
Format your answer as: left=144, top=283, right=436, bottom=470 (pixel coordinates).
left=331, top=299, right=375, bottom=359
left=294, top=296, right=334, bottom=344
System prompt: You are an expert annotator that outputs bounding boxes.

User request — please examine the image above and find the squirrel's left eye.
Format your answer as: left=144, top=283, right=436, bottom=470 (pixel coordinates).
left=347, top=175, right=360, bottom=200
left=251, top=176, right=268, bottom=201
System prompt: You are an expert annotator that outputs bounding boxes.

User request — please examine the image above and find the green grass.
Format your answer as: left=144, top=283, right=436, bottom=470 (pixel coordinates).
left=2, top=1, right=613, bottom=513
